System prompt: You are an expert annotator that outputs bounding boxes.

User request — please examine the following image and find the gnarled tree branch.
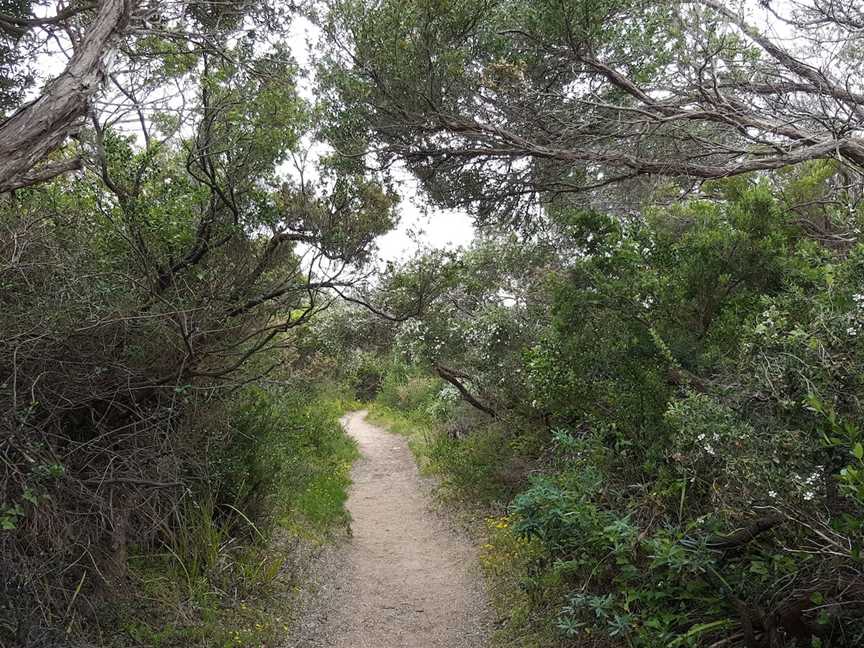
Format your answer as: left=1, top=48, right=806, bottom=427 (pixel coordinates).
left=0, top=0, right=137, bottom=193
left=434, top=363, right=497, bottom=418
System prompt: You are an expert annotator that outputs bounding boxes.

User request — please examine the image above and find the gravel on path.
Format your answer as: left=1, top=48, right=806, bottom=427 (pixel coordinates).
left=282, top=410, right=492, bottom=648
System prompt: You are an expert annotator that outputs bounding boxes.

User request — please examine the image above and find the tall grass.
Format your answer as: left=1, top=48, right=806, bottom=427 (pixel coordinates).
left=116, top=382, right=360, bottom=647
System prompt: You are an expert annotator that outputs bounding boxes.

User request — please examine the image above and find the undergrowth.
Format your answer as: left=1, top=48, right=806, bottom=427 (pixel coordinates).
left=105, top=383, right=360, bottom=648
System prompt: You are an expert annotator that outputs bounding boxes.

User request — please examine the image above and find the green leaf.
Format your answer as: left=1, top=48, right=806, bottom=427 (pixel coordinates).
left=853, top=443, right=863, bottom=460
left=749, top=560, right=768, bottom=575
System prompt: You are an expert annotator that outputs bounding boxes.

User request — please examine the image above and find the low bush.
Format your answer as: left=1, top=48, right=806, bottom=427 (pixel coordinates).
left=103, top=382, right=359, bottom=647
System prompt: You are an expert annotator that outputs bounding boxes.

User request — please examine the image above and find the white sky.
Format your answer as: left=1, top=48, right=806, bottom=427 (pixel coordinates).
left=375, top=172, right=476, bottom=262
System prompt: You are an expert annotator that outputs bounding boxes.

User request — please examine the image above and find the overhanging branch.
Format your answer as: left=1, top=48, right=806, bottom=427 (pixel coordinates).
left=434, top=363, right=497, bottom=418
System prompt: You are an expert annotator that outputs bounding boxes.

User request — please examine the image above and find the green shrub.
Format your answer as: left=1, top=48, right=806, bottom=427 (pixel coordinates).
left=351, top=354, right=387, bottom=401
left=353, top=176, right=864, bottom=647
left=426, top=426, right=515, bottom=502
left=120, top=383, right=358, bottom=646
left=377, top=363, right=443, bottom=414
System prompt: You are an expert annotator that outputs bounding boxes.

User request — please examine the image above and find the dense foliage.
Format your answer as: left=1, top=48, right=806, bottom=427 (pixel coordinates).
left=318, top=0, right=864, bottom=225
left=5, top=1, right=864, bottom=647
left=341, top=166, right=864, bottom=648
left=1, top=3, right=389, bottom=645
left=311, top=3, right=864, bottom=645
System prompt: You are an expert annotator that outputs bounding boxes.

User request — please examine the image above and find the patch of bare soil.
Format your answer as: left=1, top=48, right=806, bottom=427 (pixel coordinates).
left=283, top=410, right=492, bottom=648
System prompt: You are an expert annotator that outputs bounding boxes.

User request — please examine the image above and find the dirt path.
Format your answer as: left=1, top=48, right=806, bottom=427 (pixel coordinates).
left=284, top=410, right=491, bottom=648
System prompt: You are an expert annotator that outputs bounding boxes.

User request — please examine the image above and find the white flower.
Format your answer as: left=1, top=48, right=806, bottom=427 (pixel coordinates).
left=768, top=490, right=778, bottom=498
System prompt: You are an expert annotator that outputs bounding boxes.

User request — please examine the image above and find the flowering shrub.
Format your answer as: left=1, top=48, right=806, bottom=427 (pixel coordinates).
left=367, top=172, right=864, bottom=647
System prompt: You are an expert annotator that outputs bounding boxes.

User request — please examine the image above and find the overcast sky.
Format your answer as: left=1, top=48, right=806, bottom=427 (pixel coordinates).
left=375, top=175, right=476, bottom=262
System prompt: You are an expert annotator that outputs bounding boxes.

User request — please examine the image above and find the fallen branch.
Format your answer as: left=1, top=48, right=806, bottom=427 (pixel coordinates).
left=706, top=514, right=785, bottom=549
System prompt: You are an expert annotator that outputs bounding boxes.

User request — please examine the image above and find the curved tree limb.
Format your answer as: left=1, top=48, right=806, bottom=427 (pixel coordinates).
left=434, top=363, right=497, bottom=418
left=705, top=514, right=785, bottom=549
left=0, top=0, right=137, bottom=193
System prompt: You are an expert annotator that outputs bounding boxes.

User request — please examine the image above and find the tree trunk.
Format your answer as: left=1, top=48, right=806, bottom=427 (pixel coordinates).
left=0, top=0, right=137, bottom=193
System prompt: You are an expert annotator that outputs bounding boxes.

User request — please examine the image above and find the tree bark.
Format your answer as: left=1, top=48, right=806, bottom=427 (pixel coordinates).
left=706, top=514, right=785, bottom=549
left=0, top=0, right=137, bottom=193
left=434, top=363, right=498, bottom=418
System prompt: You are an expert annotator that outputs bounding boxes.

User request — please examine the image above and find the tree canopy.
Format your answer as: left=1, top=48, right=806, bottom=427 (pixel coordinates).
left=319, top=0, right=864, bottom=225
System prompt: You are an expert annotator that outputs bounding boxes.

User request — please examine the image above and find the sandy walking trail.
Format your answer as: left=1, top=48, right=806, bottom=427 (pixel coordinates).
left=285, top=410, right=490, bottom=648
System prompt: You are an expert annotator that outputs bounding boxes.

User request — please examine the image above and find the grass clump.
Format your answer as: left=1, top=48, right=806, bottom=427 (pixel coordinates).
left=109, top=382, right=359, bottom=647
